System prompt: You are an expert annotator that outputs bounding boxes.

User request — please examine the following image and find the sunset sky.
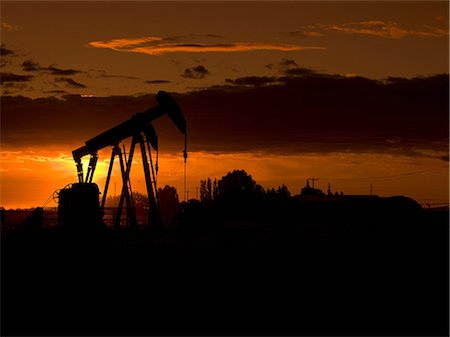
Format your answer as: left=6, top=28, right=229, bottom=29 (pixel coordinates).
left=1, top=1, right=448, bottom=209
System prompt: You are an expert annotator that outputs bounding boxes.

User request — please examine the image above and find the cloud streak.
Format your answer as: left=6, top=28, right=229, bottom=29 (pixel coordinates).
left=1, top=22, right=19, bottom=31
left=88, top=36, right=325, bottom=55
left=225, top=76, right=278, bottom=87
left=304, top=20, right=449, bottom=39
left=322, top=20, right=448, bottom=39
left=1, top=45, right=15, bottom=56
left=21, top=60, right=83, bottom=75
left=145, top=80, right=171, bottom=84
left=279, top=31, right=324, bottom=38
left=1, top=45, right=16, bottom=67
left=1, top=72, right=33, bottom=84
left=55, top=77, right=87, bottom=88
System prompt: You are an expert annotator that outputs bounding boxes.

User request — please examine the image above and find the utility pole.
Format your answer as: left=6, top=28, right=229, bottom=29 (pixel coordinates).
left=308, top=177, right=319, bottom=188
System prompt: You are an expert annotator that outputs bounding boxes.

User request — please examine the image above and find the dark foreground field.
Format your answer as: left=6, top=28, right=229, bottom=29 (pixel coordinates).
left=2, top=209, right=448, bottom=336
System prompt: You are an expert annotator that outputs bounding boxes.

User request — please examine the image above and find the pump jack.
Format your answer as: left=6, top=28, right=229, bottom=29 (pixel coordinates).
left=59, top=91, right=186, bottom=230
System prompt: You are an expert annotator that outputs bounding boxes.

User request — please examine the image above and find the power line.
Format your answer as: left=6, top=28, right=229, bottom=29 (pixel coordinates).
left=323, top=165, right=448, bottom=183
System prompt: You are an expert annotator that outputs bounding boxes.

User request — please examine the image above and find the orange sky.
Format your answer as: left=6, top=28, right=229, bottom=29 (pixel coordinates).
left=1, top=1, right=448, bottom=209
left=1, top=147, right=448, bottom=209
left=1, top=2, right=448, bottom=97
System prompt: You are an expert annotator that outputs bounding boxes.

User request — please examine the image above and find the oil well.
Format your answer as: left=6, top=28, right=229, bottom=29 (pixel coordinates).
left=57, top=91, right=186, bottom=230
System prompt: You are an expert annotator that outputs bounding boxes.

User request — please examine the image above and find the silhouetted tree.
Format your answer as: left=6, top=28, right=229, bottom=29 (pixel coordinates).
left=216, top=170, right=264, bottom=219
left=217, top=170, right=262, bottom=199
left=277, top=184, right=290, bottom=198
left=157, top=185, right=179, bottom=225
left=105, top=192, right=149, bottom=210
left=133, top=192, right=150, bottom=210
left=200, top=178, right=217, bottom=203
left=264, top=184, right=292, bottom=224
left=267, top=184, right=290, bottom=197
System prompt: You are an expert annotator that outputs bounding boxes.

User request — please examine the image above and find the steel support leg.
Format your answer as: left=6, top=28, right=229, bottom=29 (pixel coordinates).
left=138, top=134, right=160, bottom=226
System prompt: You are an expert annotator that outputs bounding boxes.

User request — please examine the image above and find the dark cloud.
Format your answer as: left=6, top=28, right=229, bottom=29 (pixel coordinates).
left=0, top=72, right=33, bottom=84
left=0, top=45, right=15, bottom=56
left=266, top=59, right=306, bottom=75
left=279, top=31, right=323, bottom=38
left=279, top=58, right=298, bottom=69
left=47, top=66, right=82, bottom=76
left=1, top=80, right=33, bottom=96
left=225, top=76, right=278, bottom=87
left=22, top=60, right=41, bottom=71
left=202, top=34, right=225, bottom=38
left=44, top=90, right=67, bottom=94
left=283, top=67, right=317, bottom=77
left=1, top=45, right=16, bottom=67
left=181, top=65, right=210, bottom=79
left=92, top=70, right=139, bottom=79
left=1, top=72, right=448, bottom=160
left=1, top=94, right=165, bottom=148
left=2, top=82, right=32, bottom=90
left=21, top=60, right=83, bottom=75
left=55, top=77, right=87, bottom=88
left=145, top=80, right=171, bottom=84
left=171, top=72, right=448, bottom=155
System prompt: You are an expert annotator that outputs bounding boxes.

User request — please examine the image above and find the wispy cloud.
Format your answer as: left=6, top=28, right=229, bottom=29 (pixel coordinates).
left=98, top=74, right=139, bottom=79
left=327, top=20, right=448, bottom=39
left=21, top=60, right=40, bottom=71
left=21, top=60, right=83, bottom=75
left=1, top=45, right=15, bottom=67
left=55, top=77, right=87, bottom=88
left=88, top=36, right=325, bottom=55
left=44, top=90, right=67, bottom=94
left=278, top=58, right=299, bottom=70
left=0, top=72, right=33, bottom=84
left=1, top=22, right=19, bottom=31
left=265, top=58, right=314, bottom=76
left=1, top=45, right=16, bottom=57
left=86, top=69, right=139, bottom=80
left=145, top=80, right=171, bottom=84
left=225, top=76, right=278, bottom=87
left=90, top=36, right=163, bottom=50
left=279, top=31, right=324, bottom=38
left=47, top=66, right=83, bottom=76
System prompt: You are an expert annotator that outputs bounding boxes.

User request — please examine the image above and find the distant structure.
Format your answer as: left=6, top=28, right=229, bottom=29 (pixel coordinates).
left=301, top=179, right=324, bottom=196
left=295, top=177, right=422, bottom=222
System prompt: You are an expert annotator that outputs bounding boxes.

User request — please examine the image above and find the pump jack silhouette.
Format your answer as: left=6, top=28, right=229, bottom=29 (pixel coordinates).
left=60, top=91, right=187, bottom=230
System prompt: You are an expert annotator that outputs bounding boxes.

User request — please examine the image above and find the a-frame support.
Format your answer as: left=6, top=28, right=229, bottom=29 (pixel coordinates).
left=100, top=132, right=161, bottom=229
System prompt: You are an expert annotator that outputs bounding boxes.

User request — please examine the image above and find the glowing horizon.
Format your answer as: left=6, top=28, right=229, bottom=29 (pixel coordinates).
left=1, top=147, right=448, bottom=210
